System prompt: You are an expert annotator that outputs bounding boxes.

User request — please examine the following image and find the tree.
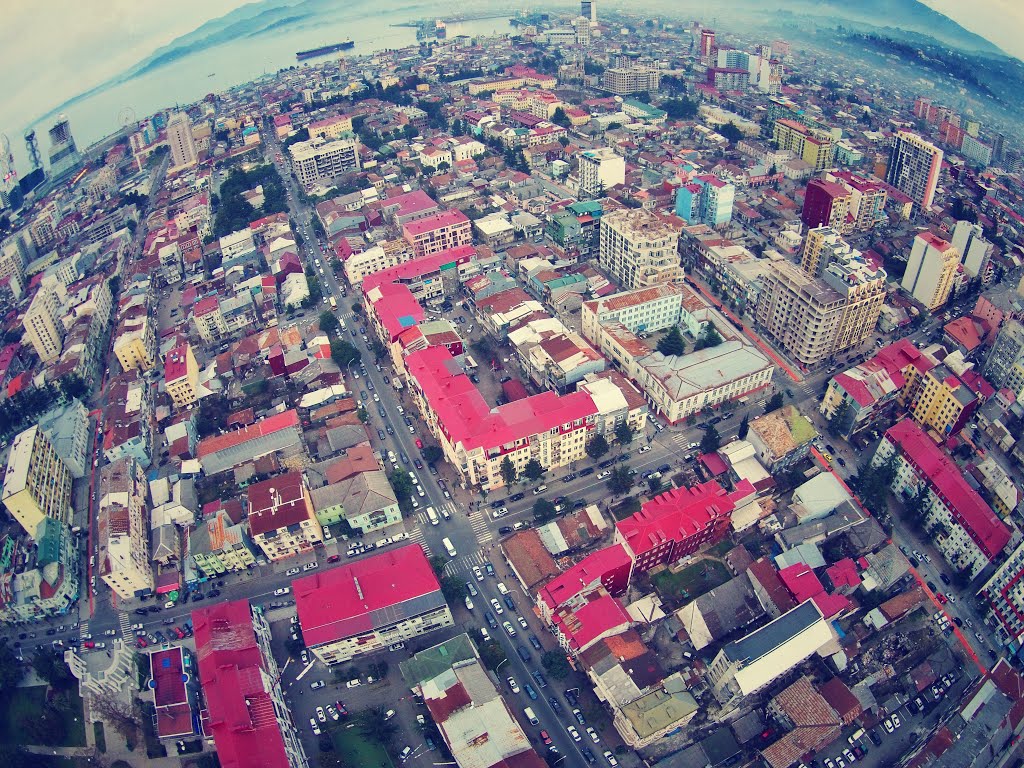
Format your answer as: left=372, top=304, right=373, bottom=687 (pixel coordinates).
left=356, top=705, right=398, bottom=746
left=586, top=434, right=610, bottom=461
left=440, top=575, right=466, bottom=603
left=330, top=340, right=360, bottom=367
left=719, top=121, right=744, bottom=144
left=694, top=324, right=723, bottom=350
left=541, top=650, right=571, bottom=680
left=351, top=302, right=363, bottom=315
left=500, top=456, right=517, bottom=486
left=700, top=424, right=721, bottom=454
left=356, top=407, right=369, bottom=423
left=369, top=340, right=386, bottom=361
left=423, top=445, right=444, bottom=465
left=92, top=692, right=141, bottom=745
left=663, top=98, right=699, bottom=120
left=765, top=392, right=784, bottom=413
left=551, top=107, right=572, bottom=127
left=827, top=400, right=854, bottom=438
left=737, top=413, right=749, bottom=440
left=607, top=466, right=632, bottom=495
left=31, top=648, right=75, bottom=691
left=319, top=310, right=340, bottom=337
left=524, top=458, right=544, bottom=482
left=0, top=646, right=24, bottom=694
left=657, top=326, right=686, bottom=357
left=647, top=475, right=663, bottom=494
left=952, top=565, right=973, bottom=589
left=310, top=215, right=326, bottom=238
left=388, top=469, right=415, bottom=509
left=614, top=422, right=634, bottom=448
left=533, top=499, right=557, bottom=522
left=478, top=639, right=507, bottom=671
left=402, top=124, right=420, bottom=141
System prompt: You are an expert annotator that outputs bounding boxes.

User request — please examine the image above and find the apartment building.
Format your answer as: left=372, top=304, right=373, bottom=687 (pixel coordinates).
left=401, top=209, right=472, bottom=259
left=289, top=135, right=361, bottom=189
left=341, top=239, right=413, bottom=287
left=166, top=112, right=198, bottom=168
left=602, top=66, right=661, bottom=95
left=295, top=544, right=452, bottom=665
left=801, top=179, right=852, bottom=232
left=599, top=209, right=682, bottom=290
left=675, top=175, right=736, bottom=228
left=872, top=419, right=1010, bottom=579
left=577, top=148, right=626, bottom=198
left=196, top=409, right=304, bottom=475
left=986, top=320, right=1024, bottom=393
left=24, top=286, right=66, bottom=362
left=951, top=220, right=994, bottom=282
left=97, top=457, right=153, bottom=599
left=112, top=306, right=157, bottom=372
left=910, top=363, right=978, bottom=436
left=246, top=472, right=323, bottom=562
left=800, top=225, right=859, bottom=277
left=824, top=171, right=888, bottom=233
left=193, top=600, right=308, bottom=768
left=980, top=540, right=1024, bottom=652
left=886, top=131, right=943, bottom=211
left=191, top=296, right=229, bottom=342
left=1, top=425, right=73, bottom=534
left=773, top=119, right=835, bottom=171
left=901, top=232, right=960, bottom=310
left=582, top=283, right=684, bottom=341
left=190, top=506, right=257, bottom=577
left=307, top=114, right=353, bottom=140
left=165, top=343, right=200, bottom=409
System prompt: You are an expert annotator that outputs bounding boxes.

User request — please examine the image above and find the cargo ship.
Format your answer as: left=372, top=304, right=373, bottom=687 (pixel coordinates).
left=296, top=40, right=354, bottom=60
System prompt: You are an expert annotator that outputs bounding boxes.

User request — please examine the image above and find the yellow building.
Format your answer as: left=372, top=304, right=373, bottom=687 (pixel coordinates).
left=165, top=343, right=200, bottom=409
left=1, top=425, right=73, bottom=535
left=909, top=364, right=977, bottom=437
left=773, top=119, right=835, bottom=172
left=113, top=310, right=157, bottom=372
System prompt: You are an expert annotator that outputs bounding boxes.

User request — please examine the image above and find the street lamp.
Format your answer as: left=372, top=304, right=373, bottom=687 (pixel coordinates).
left=496, top=657, right=509, bottom=674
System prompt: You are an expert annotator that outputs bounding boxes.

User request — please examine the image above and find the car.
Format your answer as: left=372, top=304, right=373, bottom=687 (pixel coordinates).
left=499, top=526, right=513, bottom=534
left=302, top=562, right=318, bottom=572
left=565, top=690, right=579, bottom=707
left=274, top=587, right=290, bottom=596
left=466, top=581, right=478, bottom=597
left=386, top=424, right=394, bottom=435
left=657, top=463, right=671, bottom=473
left=484, top=611, right=498, bottom=628
left=316, top=706, right=326, bottom=723
left=345, top=679, right=361, bottom=688
left=581, top=747, right=596, bottom=765
left=207, top=589, right=221, bottom=599
left=485, top=563, right=495, bottom=577
left=927, top=580, right=937, bottom=592
left=567, top=726, right=582, bottom=742
left=388, top=643, right=405, bottom=652
left=473, top=566, right=484, bottom=581
left=384, top=709, right=396, bottom=721
left=529, top=634, right=542, bottom=651
left=285, top=567, right=301, bottom=576
left=326, top=704, right=340, bottom=721
left=310, top=717, right=321, bottom=735
left=891, top=714, right=901, bottom=728
left=507, top=677, right=520, bottom=693
left=532, top=670, right=547, bottom=689
left=136, top=637, right=147, bottom=648
left=134, top=608, right=148, bottom=616
left=843, top=749, right=855, bottom=763
left=561, top=473, right=576, bottom=483
left=400, top=746, right=412, bottom=761
left=517, top=615, right=528, bottom=629
left=603, top=751, right=619, bottom=766
left=310, top=680, right=326, bottom=690
left=586, top=727, right=600, bottom=743
left=492, top=507, right=509, bottom=518
left=503, top=595, right=516, bottom=611
left=572, top=708, right=585, bottom=724
left=868, top=731, right=883, bottom=746
left=540, top=729, right=552, bottom=745
left=524, top=682, right=538, bottom=700
left=415, top=438, right=423, bottom=449
left=414, top=459, right=423, bottom=469
left=490, top=598, right=504, bottom=615
left=638, top=445, right=651, bottom=453
left=510, top=493, right=525, bottom=502
left=825, top=760, right=836, bottom=768
left=883, top=719, right=894, bottom=734
left=377, top=429, right=386, bottom=440
left=503, top=620, right=517, bottom=637
left=837, top=457, right=847, bottom=467
left=579, top=467, right=594, bottom=477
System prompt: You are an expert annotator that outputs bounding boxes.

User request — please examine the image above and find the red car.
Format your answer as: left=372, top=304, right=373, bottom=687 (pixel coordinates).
left=173, top=627, right=186, bottom=639
left=937, top=593, right=948, bottom=604
left=540, top=730, right=552, bottom=745
left=83, top=640, right=95, bottom=649
left=415, top=439, right=423, bottom=449
left=136, top=638, right=147, bottom=648
left=327, top=554, right=341, bottom=563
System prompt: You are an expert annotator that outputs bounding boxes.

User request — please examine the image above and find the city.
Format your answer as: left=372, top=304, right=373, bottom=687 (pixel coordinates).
left=0, top=2, right=1023, bottom=768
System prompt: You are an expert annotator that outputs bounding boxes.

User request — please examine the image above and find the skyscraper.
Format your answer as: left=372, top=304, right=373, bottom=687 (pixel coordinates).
left=900, top=232, right=959, bottom=310
left=167, top=112, right=198, bottom=168
left=801, top=179, right=852, bottom=233
left=46, top=115, right=82, bottom=181
left=950, top=220, right=993, bottom=282
left=580, top=0, right=596, bottom=22
left=699, top=29, right=716, bottom=60
left=886, top=131, right=943, bottom=212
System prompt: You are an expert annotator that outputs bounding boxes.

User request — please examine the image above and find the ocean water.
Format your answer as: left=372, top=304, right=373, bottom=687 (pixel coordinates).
left=27, top=1, right=517, bottom=162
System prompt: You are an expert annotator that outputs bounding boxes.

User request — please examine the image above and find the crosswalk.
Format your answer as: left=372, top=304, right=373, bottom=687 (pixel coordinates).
left=79, top=620, right=91, bottom=640
left=470, top=512, right=492, bottom=545
left=406, top=525, right=432, bottom=557
left=117, top=611, right=133, bottom=640
left=443, top=550, right=488, bottom=577
left=795, top=381, right=817, bottom=398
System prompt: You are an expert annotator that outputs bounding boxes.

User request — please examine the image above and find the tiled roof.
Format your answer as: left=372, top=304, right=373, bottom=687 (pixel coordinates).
left=617, top=481, right=738, bottom=558
left=501, top=530, right=560, bottom=591
left=197, top=410, right=299, bottom=459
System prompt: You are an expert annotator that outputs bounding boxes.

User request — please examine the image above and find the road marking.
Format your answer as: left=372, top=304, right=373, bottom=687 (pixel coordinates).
left=295, top=660, right=316, bottom=682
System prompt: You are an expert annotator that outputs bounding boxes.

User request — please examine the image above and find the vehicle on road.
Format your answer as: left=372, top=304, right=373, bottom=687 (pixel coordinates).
left=507, top=677, right=520, bottom=693
left=310, top=680, right=325, bottom=690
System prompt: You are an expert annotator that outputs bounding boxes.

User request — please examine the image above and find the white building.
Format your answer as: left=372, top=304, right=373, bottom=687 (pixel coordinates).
left=578, top=148, right=626, bottom=198
left=599, top=209, right=682, bottom=290
left=951, top=219, right=994, bottom=282
left=901, top=231, right=960, bottom=310
left=97, top=457, right=153, bottom=599
left=290, top=135, right=361, bottom=189
left=24, top=286, right=66, bottom=362
left=167, top=112, right=198, bottom=169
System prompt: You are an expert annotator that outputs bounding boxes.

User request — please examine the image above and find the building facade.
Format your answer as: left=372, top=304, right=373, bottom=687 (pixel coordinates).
left=578, top=148, right=626, bottom=198
left=24, top=287, right=66, bottom=362
left=886, top=131, right=943, bottom=211
left=599, top=210, right=682, bottom=290
left=401, top=209, right=472, bottom=259
left=97, top=457, right=153, bottom=599
left=901, top=232, right=959, bottom=310
left=1, top=425, right=73, bottom=535
left=167, top=112, right=198, bottom=168
left=290, top=135, right=361, bottom=189
left=246, top=472, right=324, bottom=562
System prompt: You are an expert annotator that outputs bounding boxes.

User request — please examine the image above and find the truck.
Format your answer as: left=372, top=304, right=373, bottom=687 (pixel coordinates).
left=426, top=507, right=440, bottom=526
left=442, top=537, right=457, bottom=557
left=329, top=297, right=337, bottom=310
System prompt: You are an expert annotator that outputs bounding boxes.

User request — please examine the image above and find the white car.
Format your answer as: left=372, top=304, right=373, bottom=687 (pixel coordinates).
left=316, top=706, right=326, bottom=723
left=310, top=717, right=321, bottom=735
left=603, top=752, right=619, bottom=767
left=346, top=679, right=361, bottom=688
left=327, top=705, right=340, bottom=721
left=597, top=471, right=611, bottom=479
left=274, top=587, right=290, bottom=596
left=416, top=485, right=425, bottom=497
left=567, top=726, right=582, bottom=742
left=883, top=718, right=894, bottom=734
left=384, top=709, right=396, bottom=721
left=891, top=713, right=901, bottom=728
left=503, top=620, right=517, bottom=637
left=490, top=598, right=503, bottom=615
left=473, top=566, right=484, bottom=581
left=310, top=680, right=325, bottom=690
left=638, top=445, right=651, bottom=453
left=507, top=676, right=520, bottom=693
left=302, top=562, right=318, bottom=572
left=491, top=507, right=509, bottom=519
left=586, top=727, right=600, bottom=743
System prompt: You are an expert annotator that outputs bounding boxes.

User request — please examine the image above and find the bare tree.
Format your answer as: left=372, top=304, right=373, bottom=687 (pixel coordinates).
left=91, top=692, right=141, bottom=744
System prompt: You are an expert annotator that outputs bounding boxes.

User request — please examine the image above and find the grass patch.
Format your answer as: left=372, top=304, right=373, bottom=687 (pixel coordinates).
left=650, top=559, right=731, bottom=604
left=707, top=539, right=734, bottom=558
left=330, top=723, right=395, bottom=768
left=0, top=685, right=85, bottom=747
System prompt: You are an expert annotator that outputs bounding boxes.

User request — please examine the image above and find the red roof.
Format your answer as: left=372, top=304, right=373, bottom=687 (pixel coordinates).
left=747, top=558, right=798, bottom=614
left=539, top=545, right=632, bottom=611
left=197, top=409, right=299, bottom=459
left=365, top=282, right=425, bottom=342
left=825, top=558, right=861, bottom=590
left=151, top=646, right=194, bottom=738
left=917, top=231, right=952, bottom=252
left=246, top=471, right=309, bottom=536
left=164, top=344, right=191, bottom=383
left=616, top=481, right=737, bottom=558
left=779, top=563, right=825, bottom=603
left=884, top=419, right=1010, bottom=558
left=361, top=245, right=476, bottom=293
left=194, top=296, right=220, bottom=317
left=192, top=599, right=293, bottom=768
left=402, top=209, right=470, bottom=238
left=294, top=543, right=442, bottom=648
left=552, top=593, right=631, bottom=652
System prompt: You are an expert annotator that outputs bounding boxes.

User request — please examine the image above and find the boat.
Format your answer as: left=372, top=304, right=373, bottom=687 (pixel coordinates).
left=296, top=40, right=354, bottom=60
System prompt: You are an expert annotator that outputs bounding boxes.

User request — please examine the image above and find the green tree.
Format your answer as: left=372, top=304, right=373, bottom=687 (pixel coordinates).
left=737, top=413, right=749, bottom=440
left=356, top=705, right=398, bottom=746
left=614, top=422, right=634, bottom=448
left=388, top=469, right=415, bottom=509
left=369, top=340, right=386, bottom=361
left=319, top=310, right=340, bottom=337
left=700, top=424, right=721, bottom=454
left=657, top=326, right=686, bottom=356
left=694, top=324, right=723, bottom=350
left=765, top=392, right=784, bottom=413
left=403, top=124, right=420, bottom=141
left=662, top=98, right=699, bottom=119
left=330, top=340, right=360, bottom=367
left=551, top=107, right=572, bottom=127
left=586, top=434, right=610, bottom=461
left=31, top=648, right=75, bottom=691
left=533, top=499, right=557, bottom=522
left=0, top=646, right=25, bottom=693
left=541, top=650, right=571, bottom=680
left=719, top=121, right=744, bottom=144
left=440, top=575, right=467, bottom=603
left=356, top=407, right=369, bottom=423
left=524, top=458, right=544, bottom=482
left=429, top=556, right=449, bottom=575
left=478, top=639, right=507, bottom=671
left=607, top=466, right=632, bottom=495
left=500, top=456, right=517, bottom=486
left=647, top=475, right=663, bottom=494
left=310, top=215, right=326, bottom=238
left=827, top=400, right=854, bottom=438
left=423, top=445, right=444, bottom=465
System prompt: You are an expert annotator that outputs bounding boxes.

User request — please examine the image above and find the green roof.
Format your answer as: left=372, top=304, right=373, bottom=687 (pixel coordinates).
left=619, top=675, right=698, bottom=739
left=400, top=633, right=478, bottom=687
left=568, top=200, right=603, bottom=216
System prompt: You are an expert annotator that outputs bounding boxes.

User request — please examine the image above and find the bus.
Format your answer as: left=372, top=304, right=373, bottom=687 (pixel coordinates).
left=329, top=296, right=337, bottom=310
left=442, top=537, right=457, bottom=557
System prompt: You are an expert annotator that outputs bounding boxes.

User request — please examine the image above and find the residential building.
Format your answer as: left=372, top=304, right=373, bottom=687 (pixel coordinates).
left=341, top=239, right=414, bottom=287
left=799, top=225, right=859, bottom=278
left=773, top=119, right=835, bottom=171
left=801, top=179, right=851, bottom=232
left=986, top=320, right=1024, bottom=392
left=401, top=209, right=472, bottom=259
left=36, top=399, right=90, bottom=479
left=167, top=112, right=198, bottom=168
left=675, top=175, right=736, bottom=227
left=113, top=308, right=157, bottom=372
left=308, top=470, right=401, bottom=533
left=872, top=419, right=1010, bottom=578
left=149, top=646, right=198, bottom=740
left=192, top=599, right=308, bottom=768
left=196, top=409, right=303, bottom=475
left=910, top=363, right=978, bottom=437
left=190, top=507, right=258, bottom=577
left=507, top=317, right=605, bottom=394
left=294, top=543, right=453, bottom=665
left=824, top=171, right=888, bottom=233
left=192, top=296, right=228, bottom=341
left=362, top=244, right=482, bottom=309
left=97, top=458, right=153, bottom=599
left=1, top=425, right=73, bottom=534
left=951, top=219, right=994, bottom=282
left=706, top=600, right=834, bottom=705
left=165, top=343, right=200, bottom=409
left=24, top=287, right=65, bottom=362
left=246, top=472, right=323, bottom=562
left=979, top=540, right=1024, bottom=652
left=760, top=677, right=842, bottom=768
left=582, top=283, right=684, bottom=341
left=578, top=148, right=626, bottom=198
left=746, top=405, right=818, bottom=472
left=290, top=135, right=361, bottom=189
left=886, top=131, right=943, bottom=211
left=602, top=66, right=661, bottom=95
left=901, top=232, right=960, bottom=310
left=308, top=114, right=353, bottom=140
left=599, top=209, right=682, bottom=290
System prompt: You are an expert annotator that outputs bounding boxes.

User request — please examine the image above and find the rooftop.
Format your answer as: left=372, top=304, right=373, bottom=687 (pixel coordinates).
left=617, top=481, right=740, bottom=557
left=722, top=599, right=824, bottom=665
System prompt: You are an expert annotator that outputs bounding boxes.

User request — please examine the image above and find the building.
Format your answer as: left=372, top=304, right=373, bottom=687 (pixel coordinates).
left=308, top=114, right=354, bottom=140
left=289, top=135, right=361, bottom=189
left=799, top=225, right=857, bottom=278
left=706, top=600, right=834, bottom=705
left=1, top=425, right=73, bottom=534
left=401, top=209, right=472, bottom=259
left=801, top=179, right=851, bottom=233
left=308, top=470, right=401, bottom=533
left=196, top=409, right=303, bottom=475
left=24, top=287, right=65, bottom=362
left=951, top=220, right=994, bottom=282
left=599, top=209, right=682, bottom=290
left=886, top=131, right=943, bottom=211
left=581, top=0, right=596, bottom=21
left=165, top=343, right=200, bottom=409
left=760, top=676, right=842, bottom=768
left=675, top=175, right=736, bottom=228
left=872, top=419, right=1010, bottom=579
left=294, top=543, right=453, bottom=665
left=0, top=518, right=80, bottom=622
left=901, top=232, right=960, bottom=311
left=746, top=405, right=818, bottom=472
left=190, top=505, right=257, bottom=577
left=192, top=599, right=308, bottom=768
left=97, top=458, right=153, bottom=599
left=773, top=119, right=835, bottom=172
left=149, top=646, right=198, bottom=740
left=986, top=320, right=1024, bottom=392
left=910, top=363, right=978, bottom=437
left=246, top=472, right=323, bottom=562
left=47, top=115, right=82, bottom=181
left=113, top=309, right=157, bottom=372
left=824, top=171, right=888, bottom=233
left=36, top=399, right=90, bottom=480
left=602, top=66, right=661, bottom=95
left=167, top=112, right=198, bottom=168
left=578, top=148, right=626, bottom=198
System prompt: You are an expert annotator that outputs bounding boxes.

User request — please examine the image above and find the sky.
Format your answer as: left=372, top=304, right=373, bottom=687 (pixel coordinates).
left=0, top=0, right=1020, bottom=144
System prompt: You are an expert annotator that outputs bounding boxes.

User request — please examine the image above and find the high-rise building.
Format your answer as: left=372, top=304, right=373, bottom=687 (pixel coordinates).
left=24, top=286, right=65, bottom=362
left=901, top=232, right=960, bottom=310
left=773, top=120, right=835, bottom=171
left=700, top=29, right=716, bottom=60
left=165, top=343, right=200, bottom=409
left=800, top=225, right=856, bottom=278
left=577, top=148, right=625, bottom=198
left=289, top=135, right=361, bottom=189
left=960, top=134, right=993, bottom=168
left=97, top=457, right=153, bottom=599
left=979, top=540, right=1024, bottom=650
left=675, top=175, right=735, bottom=227
left=46, top=115, right=82, bottom=181
left=801, top=179, right=851, bottom=233
left=1, top=425, right=73, bottom=535
left=601, top=66, right=661, bottom=95
left=401, top=209, right=472, bottom=258
left=886, top=131, right=943, bottom=211
left=581, top=0, right=596, bottom=21
left=166, top=112, right=198, bottom=168
left=823, top=171, right=888, bottom=233
left=599, top=209, right=682, bottom=290
left=985, top=320, right=1024, bottom=392
left=951, top=220, right=994, bottom=282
